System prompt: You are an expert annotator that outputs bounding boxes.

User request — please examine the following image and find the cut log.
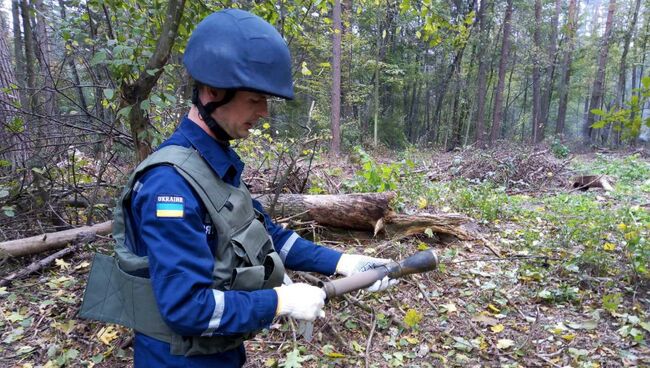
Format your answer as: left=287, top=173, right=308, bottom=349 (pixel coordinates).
left=384, top=213, right=476, bottom=241
left=255, top=192, right=395, bottom=231
left=571, top=175, right=614, bottom=191
left=0, top=221, right=112, bottom=257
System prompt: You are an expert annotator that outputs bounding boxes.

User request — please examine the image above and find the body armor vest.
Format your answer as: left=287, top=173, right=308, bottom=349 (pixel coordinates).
left=79, top=145, right=285, bottom=356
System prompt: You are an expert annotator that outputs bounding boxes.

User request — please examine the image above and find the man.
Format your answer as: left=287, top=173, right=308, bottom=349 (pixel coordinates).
left=80, top=9, right=395, bottom=367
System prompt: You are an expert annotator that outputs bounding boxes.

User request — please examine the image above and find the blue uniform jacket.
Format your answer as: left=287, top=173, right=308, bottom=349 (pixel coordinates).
left=126, top=116, right=343, bottom=367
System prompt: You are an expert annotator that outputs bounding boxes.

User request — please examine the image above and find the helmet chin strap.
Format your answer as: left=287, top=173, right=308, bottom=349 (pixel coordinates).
left=192, top=86, right=236, bottom=144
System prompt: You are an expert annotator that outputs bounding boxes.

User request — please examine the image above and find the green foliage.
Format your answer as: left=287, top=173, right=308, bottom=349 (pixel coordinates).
left=602, top=293, right=622, bottom=314
left=590, top=76, right=650, bottom=140
left=344, top=146, right=407, bottom=193
left=575, top=154, right=650, bottom=186
left=551, top=139, right=570, bottom=159
left=403, top=308, right=423, bottom=329
left=450, top=181, right=514, bottom=222
left=537, top=285, right=581, bottom=305
left=618, top=214, right=649, bottom=278
left=280, top=348, right=312, bottom=368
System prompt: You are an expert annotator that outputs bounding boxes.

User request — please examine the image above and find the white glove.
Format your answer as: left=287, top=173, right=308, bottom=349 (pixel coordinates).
left=336, top=254, right=399, bottom=292
left=274, top=283, right=326, bottom=321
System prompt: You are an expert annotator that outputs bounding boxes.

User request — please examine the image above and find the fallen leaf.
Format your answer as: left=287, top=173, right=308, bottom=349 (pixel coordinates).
left=491, top=324, right=505, bottom=333
left=53, top=320, right=76, bottom=335
left=496, top=339, right=514, bottom=349
left=440, top=303, right=457, bottom=314
left=284, top=348, right=308, bottom=368
left=640, top=321, right=650, bottom=333
left=602, top=242, right=616, bottom=251
left=452, top=336, right=473, bottom=352
left=561, top=333, right=576, bottom=341
left=351, top=340, right=364, bottom=352
left=471, top=313, right=498, bottom=326
left=7, top=312, right=26, bottom=323
left=55, top=258, right=71, bottom=270
left=405, top=337, right=419, bottom=344
left=97, top=325, right=119, bottom=345
left=15, top=345, right=35, bottom=355
left=487, top=304, right=500, bottom=313
left=548, top=322, right=568, bottom=334
left=325, top=351, right=345, bottom=358
left=74, top=261, right=91, bottom=270
left=568, top=347, right=589, bottom=358
left=568, top=319, right=598, bottom=330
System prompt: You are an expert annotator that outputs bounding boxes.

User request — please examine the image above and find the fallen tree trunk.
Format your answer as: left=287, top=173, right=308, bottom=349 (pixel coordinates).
left=255, top=192, right=395, bottom=231
left=0, top=221, right=112, bottom=257
left=1, top=192, right=477, bottom=258
left=0, top=244, right=79, bottom=286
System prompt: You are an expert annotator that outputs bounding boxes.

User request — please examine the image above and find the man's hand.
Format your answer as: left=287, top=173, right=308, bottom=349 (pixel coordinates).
left=274, top=283, right=326, bottom=321
left=336, top=254, right=398, bottom=292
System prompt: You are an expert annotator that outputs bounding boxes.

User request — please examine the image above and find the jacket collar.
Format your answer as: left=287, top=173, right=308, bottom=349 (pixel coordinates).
left=175, top=116, right=244, bottom=186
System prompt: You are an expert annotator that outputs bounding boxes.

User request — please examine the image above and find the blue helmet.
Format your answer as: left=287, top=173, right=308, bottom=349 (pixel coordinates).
left=183, top=9, right=294, bottom=100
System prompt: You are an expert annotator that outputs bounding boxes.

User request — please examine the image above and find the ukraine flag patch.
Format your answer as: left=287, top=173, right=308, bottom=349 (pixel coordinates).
left=156, top=195, right=184, bottom=218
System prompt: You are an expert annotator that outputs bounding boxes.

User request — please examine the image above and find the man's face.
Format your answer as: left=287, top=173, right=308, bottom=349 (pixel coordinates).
left=211, top=90, right=269, bottom=139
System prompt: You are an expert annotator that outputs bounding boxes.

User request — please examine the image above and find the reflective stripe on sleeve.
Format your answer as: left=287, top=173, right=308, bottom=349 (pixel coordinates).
left=278, top=232, right=300, bottom=263
left=202, top=289, right=225, bottom=336
left=133, top=180, right=143, bottom=193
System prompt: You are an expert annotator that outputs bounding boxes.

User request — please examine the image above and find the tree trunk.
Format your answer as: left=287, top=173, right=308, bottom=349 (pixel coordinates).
left=58, top=0, right=88, bottom=112
left=504, top=45, right=518, bottom=138
left=330, top=0, right=342, bottom=155
left=449, top=77, right=463, bottom=150
left=520, top=76, right=530, bottom=141
left=539, top=0, right=561, bottom=140
left=0, top=14, right=20, bottom=168
left=32, top=0, right=57, bottom=117
left=614, top=0, right=642, bottom=145
left=584, top=0, right=617, bottom=144
left=474, top=0, right=492, bottom=146
left=373, top=7, right=381, bottom=147
left=19, top=0, right=38, bottom=115
left=556, top=0, right=579, bottom=137
left=120, top=0, right=186, bottom=162
left=631, top=3, right=650, bottom=141
left=11, top=0, right=27, bottom=110
left=531, top=0, right=542, bottom=144
left=0, top=221, right=113, bottom=257
left=489, top=0, right=513, bottom=144
left=256, top=192, right=395, bottom=231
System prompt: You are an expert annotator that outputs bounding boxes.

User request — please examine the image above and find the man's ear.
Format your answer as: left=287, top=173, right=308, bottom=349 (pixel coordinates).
left=200, top=86, right=224, bottom=103
left=206, top=87, right=225, bottom=101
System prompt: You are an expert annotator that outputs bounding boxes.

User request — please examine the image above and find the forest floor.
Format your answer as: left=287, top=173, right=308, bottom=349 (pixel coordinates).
left=0, top=144, right=649, bottom=368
